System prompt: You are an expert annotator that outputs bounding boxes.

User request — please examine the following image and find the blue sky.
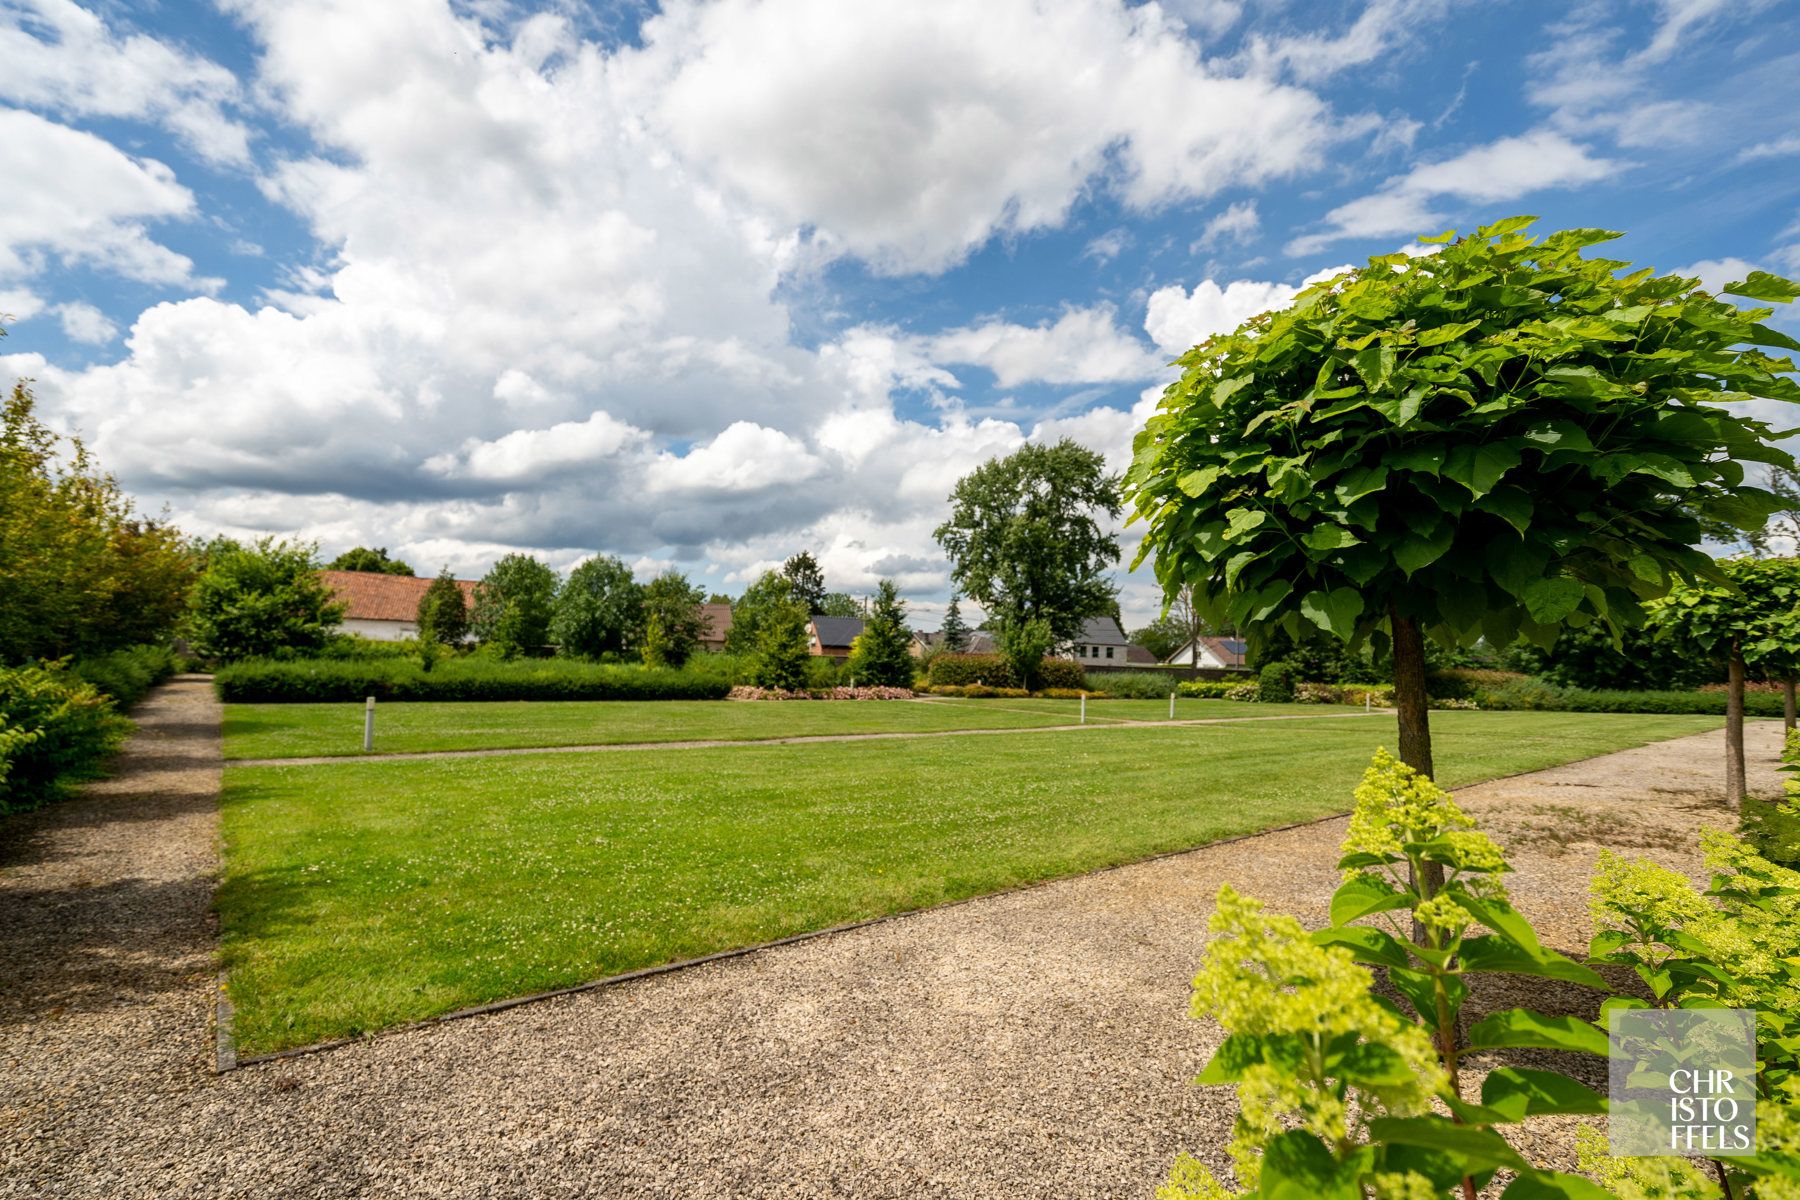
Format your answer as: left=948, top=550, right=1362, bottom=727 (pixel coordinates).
left=3, top=0, right=1798, bottom=627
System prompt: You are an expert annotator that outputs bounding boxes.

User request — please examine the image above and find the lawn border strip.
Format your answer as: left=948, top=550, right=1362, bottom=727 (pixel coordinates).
left=225, top=709, right=1390, bottom=766
left=214, top=971, right=236, bottom=1073
left=216, top=804, right=1363, bottom=1072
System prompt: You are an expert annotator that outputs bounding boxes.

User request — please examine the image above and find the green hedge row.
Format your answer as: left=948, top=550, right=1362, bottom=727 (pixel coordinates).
left=69, top=644, right=176, bottom=707
left=1474, top=678, right=1788, bottom=716
left=926, top=653, right=1086, bottom=690
left=1, top=663, right=129, bottom=814
left=213, top=656, right=733, bottom=702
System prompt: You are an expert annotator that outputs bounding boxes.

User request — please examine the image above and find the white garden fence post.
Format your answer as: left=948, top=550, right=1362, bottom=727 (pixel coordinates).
left=1169, top=692, right=1176, bottom=720
left=1080, top=692, right=1086, bottom=724
left=364, top=695, right=375, bottom=752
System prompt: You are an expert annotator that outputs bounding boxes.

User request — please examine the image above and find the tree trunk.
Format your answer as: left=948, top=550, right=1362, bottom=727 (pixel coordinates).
left=1390, top=608, right=1434, bottom=778
left=1785, top=677, right=1795, bottom=735
left=1390, top=607, right=1444, bottom=916
left=1726, top=646, right=1747, bottom=811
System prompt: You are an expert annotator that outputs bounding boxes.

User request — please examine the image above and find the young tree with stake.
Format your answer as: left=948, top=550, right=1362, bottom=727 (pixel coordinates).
left=1126, top=216, right=1797, bottom=804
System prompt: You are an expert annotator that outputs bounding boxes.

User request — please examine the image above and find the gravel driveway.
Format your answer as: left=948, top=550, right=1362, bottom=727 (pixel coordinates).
left=0, top=681, right=1784, bottom=1199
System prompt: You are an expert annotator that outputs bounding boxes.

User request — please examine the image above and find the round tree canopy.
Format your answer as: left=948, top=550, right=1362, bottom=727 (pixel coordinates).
left=1125, top=216, right=1800, bottom=654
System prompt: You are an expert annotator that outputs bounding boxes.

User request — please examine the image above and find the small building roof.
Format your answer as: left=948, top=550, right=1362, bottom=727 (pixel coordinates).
left=1075, top=616, right=1129, bottom=646
left=810, top=615, right=866, bottom=649
left=319, top=570, right=477, bottom=623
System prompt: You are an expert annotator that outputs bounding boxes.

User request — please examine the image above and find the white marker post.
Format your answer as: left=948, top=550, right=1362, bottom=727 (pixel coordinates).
left=363, top=695, right=375, bottom=752
left=1169, top=691, right=1176, bottom=720
left=1365, top=692, right=1372, bottom=713
left=1080, top=692, right=1086, bottom=725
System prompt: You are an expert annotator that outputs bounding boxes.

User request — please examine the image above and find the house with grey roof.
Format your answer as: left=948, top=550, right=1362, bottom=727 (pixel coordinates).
left=808, top=615, right=865, bottom=661
left=1066, top=615, right=1131, bottom=665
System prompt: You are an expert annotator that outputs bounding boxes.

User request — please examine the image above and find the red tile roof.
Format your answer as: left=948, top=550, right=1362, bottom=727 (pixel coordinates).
left=319, top=570, right=478, bottom=623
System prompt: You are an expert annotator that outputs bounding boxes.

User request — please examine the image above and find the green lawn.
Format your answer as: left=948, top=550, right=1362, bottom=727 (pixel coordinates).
left=218, top=709, right=1722, bottom=1054
left=221, top=696, right=1363, bottom=759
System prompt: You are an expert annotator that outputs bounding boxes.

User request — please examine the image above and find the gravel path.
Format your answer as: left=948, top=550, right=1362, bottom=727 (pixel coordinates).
left=0, top=683, right=1785, bottom=1199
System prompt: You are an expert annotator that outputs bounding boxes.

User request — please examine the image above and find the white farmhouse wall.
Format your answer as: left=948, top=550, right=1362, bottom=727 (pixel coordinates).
left=339, top=617, right=417, bottom=641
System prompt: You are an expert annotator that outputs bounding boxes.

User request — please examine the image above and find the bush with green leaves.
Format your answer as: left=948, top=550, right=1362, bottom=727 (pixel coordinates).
left=847, top=580, right=915, bottom=688
left=470, top=554, right=558, bottom=658
left=1475, top=681, right=1789, bottom=716
left=1000, top=617, right=1055, bottom=692
left=726, top=570, right=795, bottom=655
left=69, top=644, right=176, bottom=706
left=1161, top=749, right=1800, bottom=1200
left=639, top=570, right=706, bottom=668
left=1127, top=217, right=1799, bottom=791
left=324, top=547, right=413, bottom=575
left=416, top=569, right=469, bottom=647
left=1256, top=663, right=1297, bottom=703
left=551, top=555, right=642, bottom=660
left=1, top=381, right=194, bottom=663
left=1086, top=670, right=1185, bottom=699
left=0, top=663, right=129, bottom=813
left=927, top=652, right=1086, bottom=691
left=186, top=538, right=345, bottom=663
left=1507, top=621, right=1721, bottom=692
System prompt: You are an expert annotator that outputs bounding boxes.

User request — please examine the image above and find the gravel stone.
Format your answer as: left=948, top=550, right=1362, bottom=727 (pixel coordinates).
left=0, top=680, right=1784, bottom=1198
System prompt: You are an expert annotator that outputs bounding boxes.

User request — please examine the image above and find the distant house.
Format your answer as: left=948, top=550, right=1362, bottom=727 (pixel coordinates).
left=915, top=629, right=997, bottom=655
left=809, top=615, right=865, bottom=660
left=320, top=570, right=478, bottom=642
left=700, top=603, right=733, bottom=652
left=1066, top=615, right=1130, bottom=664
left=1163, top=635, right=1248, bottom=670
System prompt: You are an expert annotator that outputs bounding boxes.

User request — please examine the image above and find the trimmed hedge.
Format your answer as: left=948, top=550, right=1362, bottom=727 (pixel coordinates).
left=1088, top=670, right=1184, bottom=699
left=69, top=644, right=176, bottom=707
left=926, top=653, right=1085, bottom=690
left=213, top=657, right=732, bottom=703
left=1257, top=663, right=1297, bottom=703
left=1, top=663, right=129, bottom=814
left=1474, top=679, right=1788, bottom=716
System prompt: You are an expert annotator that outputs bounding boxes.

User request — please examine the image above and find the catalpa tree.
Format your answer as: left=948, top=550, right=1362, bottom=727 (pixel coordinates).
left=1656, top=556, right=1800, bottom=807
left=1126, top=216, right=1799, bottom=786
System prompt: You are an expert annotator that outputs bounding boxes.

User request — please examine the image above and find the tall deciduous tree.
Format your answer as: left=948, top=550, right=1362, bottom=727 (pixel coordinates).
left=639, top=570, right=706, bottom=667
left=725, top=570, right=792, bottom=655
left=325, top=547, right=414, bottom=575
left=818, top=592, right=861, bottom=618
left=934, top=438, right=1122, bottom=650
left=848, top=580, right=914, bottom=687
left=415, top=569, right=468, bottom=646
left=1, top=381, right=194, bottom=661
left=1126, top=216, right=1798, bottom=801
left=186, top=538, right=344, bottom=662
left=471, top=554, right=558, bottom=657
left=1655, top=557, right=1800, bottom=804
left=782, top=552, right=828, bottom=614
left=550, top=555, right=642, bottom=659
